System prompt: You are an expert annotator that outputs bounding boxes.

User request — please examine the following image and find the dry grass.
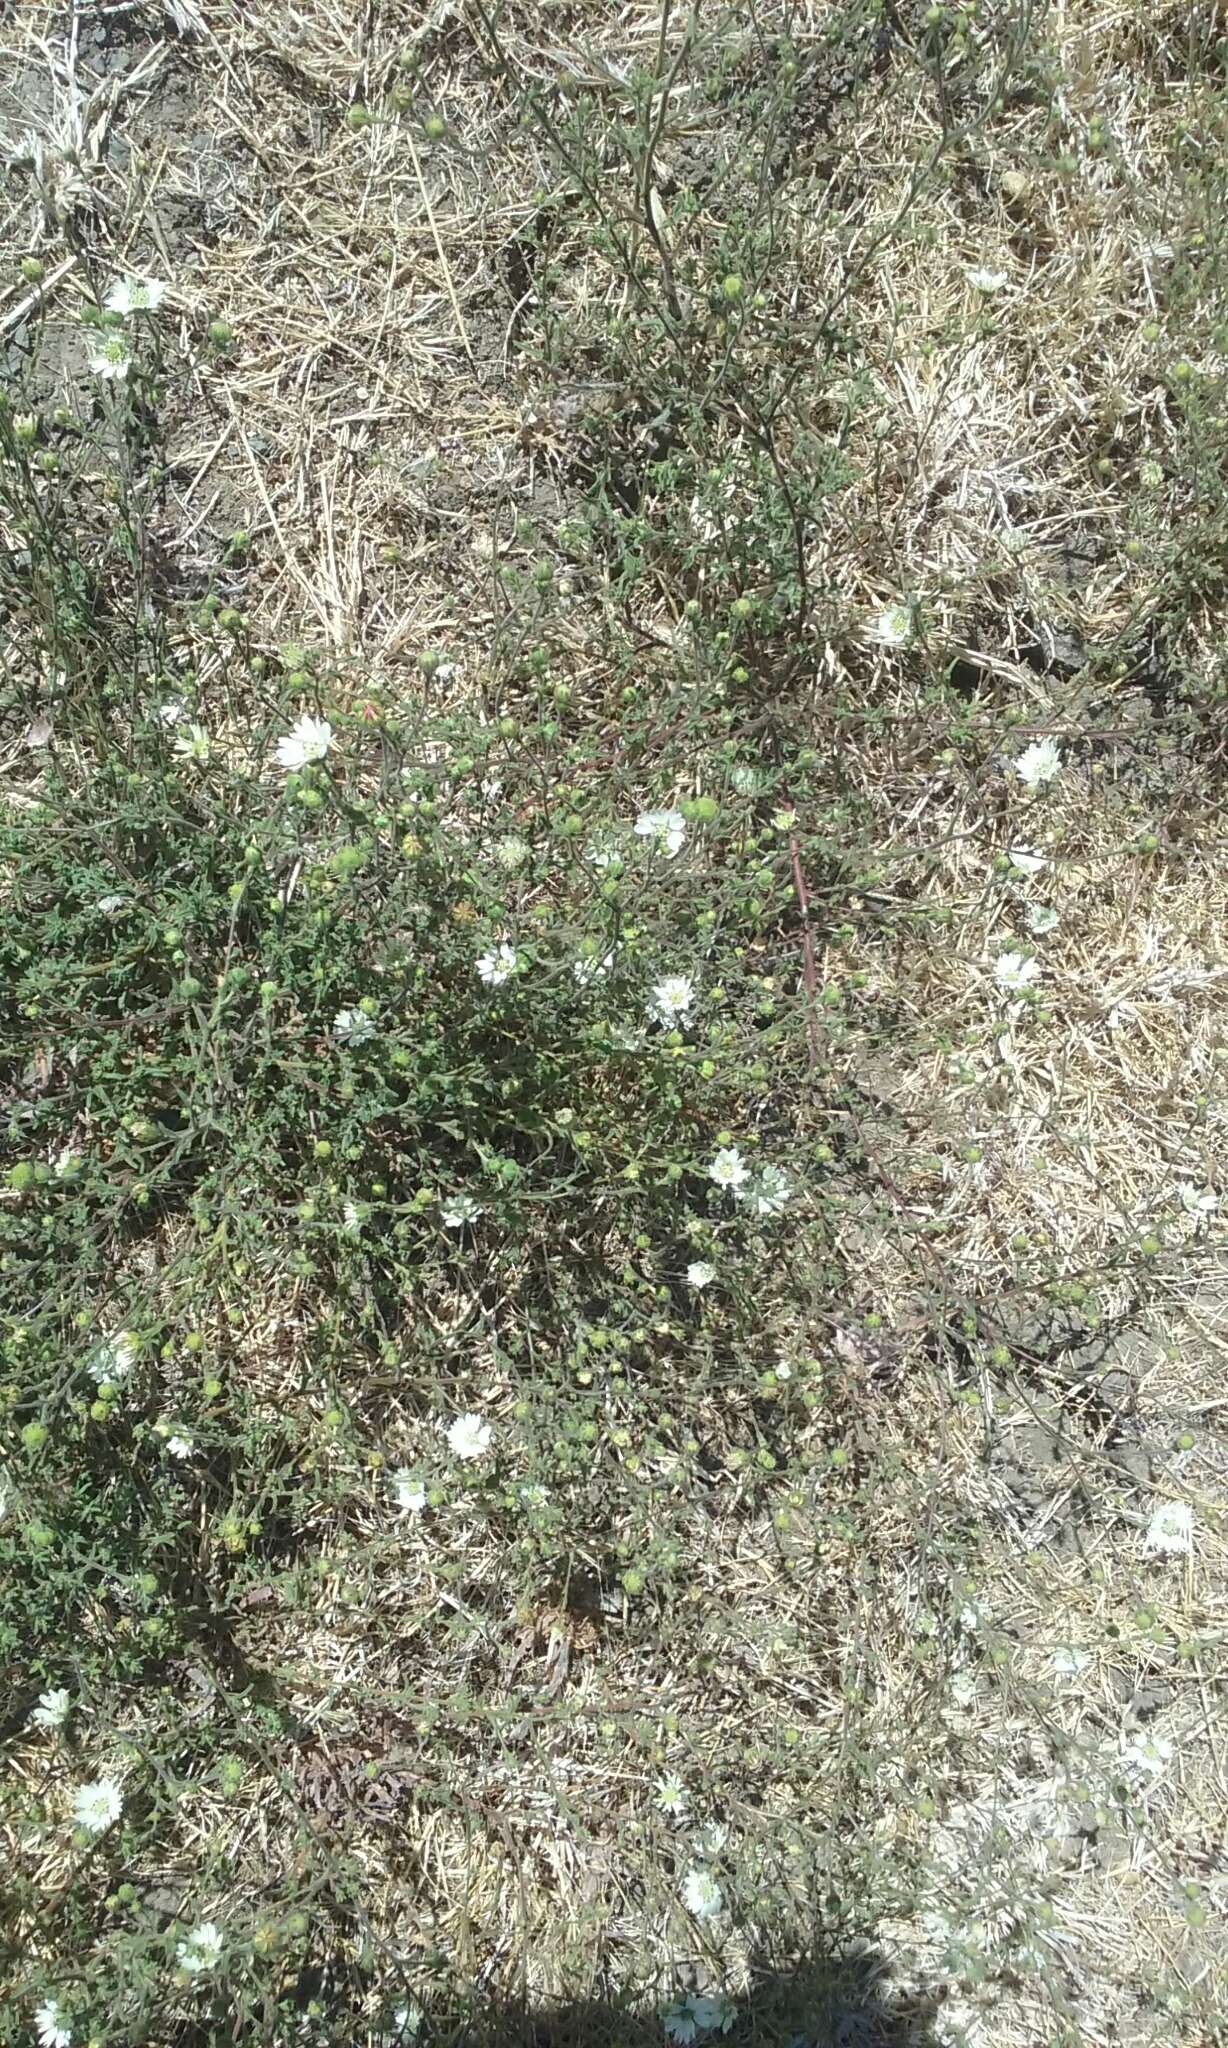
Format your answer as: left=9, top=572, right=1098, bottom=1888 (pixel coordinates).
left=2, top=3, right=1226, bottom=2045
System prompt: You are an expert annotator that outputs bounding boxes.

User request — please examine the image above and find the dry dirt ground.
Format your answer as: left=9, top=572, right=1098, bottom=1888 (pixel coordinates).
left=2, top=3, right=1227, bottom=2045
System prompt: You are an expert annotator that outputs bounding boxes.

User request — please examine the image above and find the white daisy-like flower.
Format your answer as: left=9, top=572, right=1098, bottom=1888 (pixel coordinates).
left=392, top=1469, right=428, bottom=1513
left=967, top=265, right=1008, bottom=292
left=333, top=1006, right=376, bottom=1047
left=573, top=949, right=615, bottom=987
left=1052, top=1646, right=1091, bottom=1679
left=1025, top=902, right=1060, bottom=934
left=445, top=1413, right=492, bottom=1461
left=166, top=1432, right=194, bottom=1460
left=686, top=1261, right=716, bottom=1291
left=634, top=808, right=686, bottom=858
left=1177, top=1183, right=1217, bottom=1219
left=738, top=1162, right=793, bottom=1218
left=662, top=1996, right=735, bottom=2044
left=171, top=723, right=211, bottom=765
left=71, top=1776, right=123, bottom=1834
left=88, top=1331, right=138, bottom=1387
left=176, top=1921, right=224, bottom=1975
left=476, top=942, right=517, bottom=987
left=34, top=1999, right=72, bottom=2048
left=1007, top=845, right=1047, bottom=877
left=1144, top=1500, right=1195, bottom=1556
left=1013, top=737, right=1062, bottom=788
left=655, top=1772, right=689, bottom=1818
left=274, top=714, right=333, bottom=773
left=441, top=1194, right=484, bottom=1229
left=708, top=1146, right=748, bottom=1192
left=104, top=275, right=169, bottom=316
left=870, top=600, right=915, bottom=649
left=958, top=1595, right=992, bottom=1631
left=494, top=834, right=529, bottom=870
left=994, top=951, right=1040, bottom=994
left=681, top=1864, right=724, bottom=1919
left=30, top=1687, right=72, bottom=1731
left=648, top=974, right=695, bottom=1026
left=96, top=894, right=127, bottom=917
left=87, top=335, right=133, bottom=381
left=1120, top=1729, right=1173, bottom=1779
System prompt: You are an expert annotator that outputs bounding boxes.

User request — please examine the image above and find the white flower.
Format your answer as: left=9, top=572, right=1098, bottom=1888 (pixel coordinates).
left=274, top=714, right=333, bottom=772
left=96, top=894, right=127, bottom=916
left=172, top=722, right=211, bottom=765
left=176, top=1921, right=224, bottom=1975
left=1007, top=845, right=1047, bottom=877
left=1052, top=1646, right=1090, bottom=1679
left=445, top=1413, right=492, bottom=1461
left=994, top=951, right=1040, bottom=994
left=476, top=942, right=517, bottom=987
left=1144, top=1500, right=1195, bottom=1556
left=494, top=834, right=529, bottom=870
left=655, top=1773, right=688, bottom=1818
left=342, top=1200, right=365, bottom=1237
left=662, top=1996, right=735, bottom=2044
left=967, top=265, right=1008, bottom=292
left=708, top=1146, right=748, bottom=1192
left=392, top=1469, right=428, bottom=1513
left=166, top=1433, right=194, bottom=1460
left=686, top=1261, right=716, bottom=1291
left=88, top=1331, right=137, bottom=1387
left=681, top=1864, right=724, bottom=1919
left=958, top=1595, right=992, bottom=1631
left=71, top=1776, right=123, bottom=1834
left=1013, top=737, right=1062, bottom=788
left=1177, top=1183, right=1217, bottom=1219
left=573, top=949, right=615, bottom=987
left=738, top=1162, right=793, bottom=1218
left=649, top=974, right=695, bottom=1026
left=441, top=1194, right=484, bottom=1229
left=87, top=335, right=133, bottom=381
left=870, top=601, right=914, bottom=649
left=34, top=2000, right=72, bottom=2048
left=333, top=1006, right=376, bottom=1046
left=30, top=1687, right=72, bottom=1731
left=1120, top=1730, right=1173, bottom=1779
left=1025, top=902, right=1060, bottom=935
left=104, top=275, right=168, bottom=315
left=634, top=808, right=686, bottom=858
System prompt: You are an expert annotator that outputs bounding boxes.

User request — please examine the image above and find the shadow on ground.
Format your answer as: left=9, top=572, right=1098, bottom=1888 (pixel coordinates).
left=404, top=1942, right=943, bottom=2048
